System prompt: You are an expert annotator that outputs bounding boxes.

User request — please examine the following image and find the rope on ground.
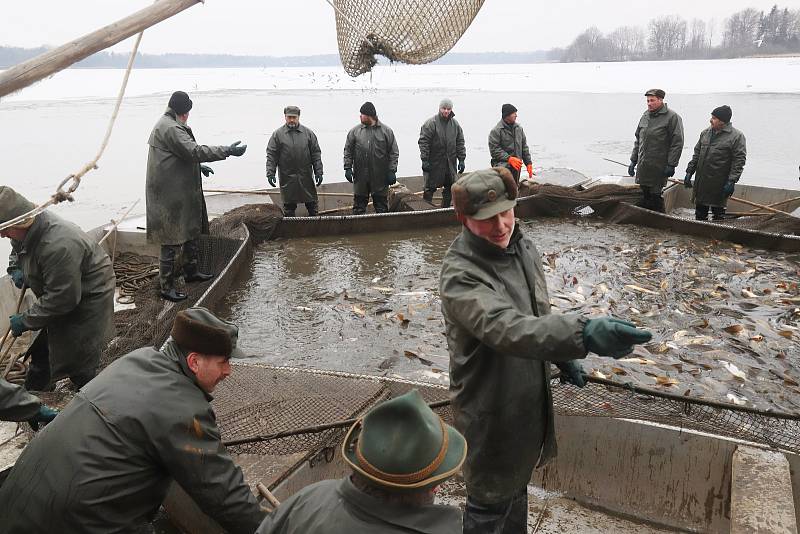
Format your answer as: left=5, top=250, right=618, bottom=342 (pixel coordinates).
left=0, top=30, right=145, bottom=232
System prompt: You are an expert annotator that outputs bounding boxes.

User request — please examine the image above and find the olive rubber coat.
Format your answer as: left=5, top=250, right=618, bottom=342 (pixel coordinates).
left=0, top=342, right=264, bottom=533
left=418, top=113, right=466, bottom=189
left=440, top=226, right=587, bottom=504
left=686, top=123, right=747, bottom=208
left=488, top=120, right=532, bottom=182
left=10, top=211, right=115, bottom=381
left=146, top=110, right=229, bottom=245
left=343, top=121, right=399, bottom=197
left=630, top=103, right=685, bottom=189
left=266, top=123, right=323, bottom=204
left=256, top=477, right=461, bottom=534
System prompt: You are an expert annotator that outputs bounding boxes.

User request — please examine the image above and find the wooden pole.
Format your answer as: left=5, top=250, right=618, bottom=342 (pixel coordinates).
left=317, top=190, right=430, bottom=216
left=0, top=287, right=28, bottom=377
left=204, top=189, right=357, bottom=198
left=667, top=179, right=796, bottom=218
left=98, top=199, right=140, bottom=246
left=256, top=483, right=281, bottom=509
left=743, top=196, right=800, bottom=214
left=0, top=0, right=201, bottom=97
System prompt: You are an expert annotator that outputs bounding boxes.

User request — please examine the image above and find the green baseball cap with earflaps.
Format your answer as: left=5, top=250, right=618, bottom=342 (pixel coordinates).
left=451, top=167, right=518, bottom=220
left=0, top=186, right=36, bottom=226
left=342, top=389, right=467, bottom=491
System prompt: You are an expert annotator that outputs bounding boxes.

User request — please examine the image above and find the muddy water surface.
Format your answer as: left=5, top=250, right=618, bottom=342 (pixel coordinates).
left=223, top=218, right=800, bottom=412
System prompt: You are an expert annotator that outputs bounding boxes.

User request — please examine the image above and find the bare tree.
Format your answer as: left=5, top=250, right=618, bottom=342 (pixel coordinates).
left=608, top=26, right=646, bottom=60
left=686, top=19, right=707, bottom=56
left=561, top=26, right=611, bottom=62
left=648, top=15, right=687, bottom=58
left=723, top=8, right=762, bottom=49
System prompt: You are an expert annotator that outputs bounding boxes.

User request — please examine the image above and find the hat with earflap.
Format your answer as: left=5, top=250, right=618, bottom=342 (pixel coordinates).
left=170, top=306, right=245, bottom=359
left=0, top=186, right=36, bottom=228
left=342, top=389, right=467, bottom=491
left=452, top=167, right=518, bottom=220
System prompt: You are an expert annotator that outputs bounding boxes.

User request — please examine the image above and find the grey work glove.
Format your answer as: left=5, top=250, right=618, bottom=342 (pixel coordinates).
left=555, top=360, right=586, bottom=388
left=583, top=317, right=652, bottom=358
left=628, top=161, right=636, bottom=177
left=200, top=165, right=214, bottom=178
left=267, top=176, right=277, bottom=187
left=226, top=141, right=247, bottom=157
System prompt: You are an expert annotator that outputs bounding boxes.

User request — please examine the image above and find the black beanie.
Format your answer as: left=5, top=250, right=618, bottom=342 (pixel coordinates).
left=501, top=103, right=517, bottom=118
left=711, top=105, right=732, bottom=123
left=360, top=101, right=377, bottom=118
left=168, top=91, right=193, bottom=115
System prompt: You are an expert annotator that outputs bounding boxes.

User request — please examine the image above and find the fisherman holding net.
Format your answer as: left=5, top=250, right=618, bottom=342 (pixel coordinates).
left=439, top=167, right=653, bottom=533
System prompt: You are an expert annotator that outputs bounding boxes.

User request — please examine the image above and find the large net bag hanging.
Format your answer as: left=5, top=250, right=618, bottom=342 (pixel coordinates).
left=331, top=0, right=486, bottom=76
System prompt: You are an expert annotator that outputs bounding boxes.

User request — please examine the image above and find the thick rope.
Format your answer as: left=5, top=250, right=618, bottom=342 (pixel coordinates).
left=0, top=31, right=145, bottom=232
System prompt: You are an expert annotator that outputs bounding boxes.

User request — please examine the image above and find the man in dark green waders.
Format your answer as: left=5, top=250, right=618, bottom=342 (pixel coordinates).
left=0, top=307, right=265, bottom=533
left=146, top=90, right=247, bottom=302
left=0, top=186, right=115, bottom=390
left=440, top=167, right=653, bottom=533
left=257, top=389, right=465, bottom=533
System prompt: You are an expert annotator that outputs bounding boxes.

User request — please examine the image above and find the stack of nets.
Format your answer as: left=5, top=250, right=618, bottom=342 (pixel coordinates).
left=210, top=203, right=284, bottom=243
left=517, top=182, right=643, bottom=218
left=332, top=0, right=486, bottom=76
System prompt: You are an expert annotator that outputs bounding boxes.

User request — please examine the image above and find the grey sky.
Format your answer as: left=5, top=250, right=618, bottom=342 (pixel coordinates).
left=2, top=0, right=789, bottom=56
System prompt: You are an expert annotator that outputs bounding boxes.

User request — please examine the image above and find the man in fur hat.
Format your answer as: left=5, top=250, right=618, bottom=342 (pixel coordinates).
left=256, top=389, right=465, bottom=533
left=0, top=307, right=265, bottom=534
left=0, top=186, right=115, bottom=390
left=440, top=168, right=652, bottom=533
left=418, top=98, right=466, bottom=208
left=488, top=103, right=534, bottom=183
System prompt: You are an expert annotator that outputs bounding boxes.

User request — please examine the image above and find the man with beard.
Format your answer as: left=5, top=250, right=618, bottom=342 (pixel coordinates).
left=266, top=105, right=324, bottom=217
left=343, top=101, right=399, bottom=215
left=488, top=103, right=534, bottom=183
left=418, top=98, right=466, bottom=208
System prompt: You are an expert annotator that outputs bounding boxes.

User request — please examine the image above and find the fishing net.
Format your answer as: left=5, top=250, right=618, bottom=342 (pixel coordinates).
left=332, top=0, right=486, bottom=76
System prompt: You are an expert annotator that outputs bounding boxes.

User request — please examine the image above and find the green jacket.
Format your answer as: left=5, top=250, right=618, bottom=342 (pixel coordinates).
left=146, top=110, right=229, bottom=245
left=488, top=120, right=532, bottom=182
left=631, top=103, right=684, bottom=189
left=11, top=211, right=115, bottom=380
left=343, top=121, right=399, bottom=197
left=686, top=123, right=747, bottom=208
left=0, top=378, right=40, bottom=421
left=266, top=123, right=323, bottom=204
left=256, top=477, right=461, bottom=534
left=0, top=342, right=264, bottom=534
left=418, top=113, right=466, bottom=189
left=439, top=225, right=587, bottom=504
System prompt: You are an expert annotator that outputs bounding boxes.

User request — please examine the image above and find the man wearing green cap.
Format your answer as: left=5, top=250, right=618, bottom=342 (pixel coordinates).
left=628, top=88, right=684, bottom=213
left=418, top=98, right=466, bottom=208
left=684, top=105, right=747, bottom=221
left=266, top=105, right=324, bottom=217
left=0, top=306, right=265, bottom=533
left=440, top=167, right=653, bottom=533
left=256, top=388, right=465, bottom=533
left=146, top=90, right=248, bottom=302
left=0, top=186, right=115, bottom=391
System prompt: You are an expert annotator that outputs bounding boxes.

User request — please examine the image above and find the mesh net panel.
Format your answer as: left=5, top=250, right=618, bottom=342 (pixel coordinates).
left=333, top=0, right=486, bottom=76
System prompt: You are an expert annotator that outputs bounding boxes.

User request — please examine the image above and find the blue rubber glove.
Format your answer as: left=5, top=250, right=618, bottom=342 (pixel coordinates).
left=9, top=314, right=29, bottom=337
left=628, top=161, right=636, bottom=177
left=200, top=165, right=214, bottom=178
left=315, top=175, right=323, bottom=186
left=421, top=161, right=432, bottom=173
left=684, top=173, right=693, bottom=188
left=226, top=141, right=247, bottom=157
left=723, top=181, right=735, bottom=197
left=8, top=268, right=24, bottom=289
left=267, top=176, right=277, bottom=187
left=345, top=169, right=354, bottom=183
left=556, top=360, right=586, bottom=388
left=458, top=159, right=465, bottom=174
left=387, top=172, right=397, bottom=186
left=583, top=317, right=652, bottom=359
left=663, top=165, right=676, bottom=178
left=28, top=404, right=59, bottom=431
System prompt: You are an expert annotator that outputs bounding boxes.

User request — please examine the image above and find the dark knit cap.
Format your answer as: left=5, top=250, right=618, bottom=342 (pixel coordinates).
left=168, top=91, right=193, bottom=115
left=501, top=103, right=517, bottom=118
left=712, top=105, right=732, bottom=123
left=360, top=101, right=377, bottom=118
left=171, top=307, right=244, bottom=359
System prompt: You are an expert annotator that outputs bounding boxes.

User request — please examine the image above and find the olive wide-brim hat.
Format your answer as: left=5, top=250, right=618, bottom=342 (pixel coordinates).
left=342, top=389, right=467, bottom=490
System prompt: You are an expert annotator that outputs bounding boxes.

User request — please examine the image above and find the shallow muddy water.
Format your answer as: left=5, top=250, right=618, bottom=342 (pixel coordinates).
left=223, top=217, right=800, bottom=412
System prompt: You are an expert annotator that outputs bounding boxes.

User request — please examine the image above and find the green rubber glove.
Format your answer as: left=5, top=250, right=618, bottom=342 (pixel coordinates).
left=200, top=165, right=214, bottom=177
left=29, top=404, right=59, bottom=431
left=8, top=268, right=24, bottom=289
left=583, top=317, right=652, bottom=358
left=9, top=314, right=29, bottom=337
left=555, top=360, right=586, bottom=388
left=226, top=141, right=247, bottom=157
left=345, top=169, right=354, bottom=183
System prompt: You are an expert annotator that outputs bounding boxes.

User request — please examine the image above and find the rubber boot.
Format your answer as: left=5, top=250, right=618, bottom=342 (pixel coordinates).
left=305, top=202, right=319, bottom=216
left=24, top=330, right=52, bottom=392
left=183, top=239, right=214, bottom=283
left=441, top=185, right=452, bottom=209
left=423, top=189, right=435, bottom=203
left=373, top=195, right=389, bottom=214
left=159, top=245, right=187, bottom=301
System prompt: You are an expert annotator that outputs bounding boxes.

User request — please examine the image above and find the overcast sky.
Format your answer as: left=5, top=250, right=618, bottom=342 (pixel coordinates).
left=2, top=0, right=789, bottom=56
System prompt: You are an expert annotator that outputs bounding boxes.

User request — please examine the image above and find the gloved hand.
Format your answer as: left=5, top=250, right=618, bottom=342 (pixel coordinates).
left=200, top=165, right=214, bottom=178
left=684, top=173, right=693, bottom=188
left=583, top=317, right=652, bottom=358
left=628, top=161, right=636, bottom=177
left=226, top=141, right=247, bottom=157
left=267, top=176, right=277, bottom=187
left=315, top=175, right=323, bottom=186
left=723, top=181, right=735, bottom=197
left=421, top=161, right=432, bottom=173
left=556, top=360, right=586, bottom=388
left=8, top=268, right=24, bottom=289
left=9, top=314, right=29, bottom=337
left=387, top=171, right=397, bottom=186
left=458, top=159, right=465, bottom=174
left=526, top=163, right=534, bottom=178
left=345, top=169, right=354, bottom=183
left=28, top=404, right=59, bottom=431
left=507, top=156, right=523, bottom=172
left=663, top=165, right=676, bottom=178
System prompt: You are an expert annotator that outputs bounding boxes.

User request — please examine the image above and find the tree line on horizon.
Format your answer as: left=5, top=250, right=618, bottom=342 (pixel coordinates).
left=558, top=4, right=800, bottom=62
